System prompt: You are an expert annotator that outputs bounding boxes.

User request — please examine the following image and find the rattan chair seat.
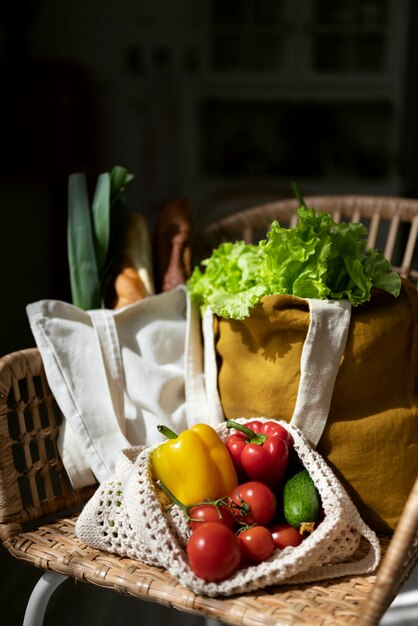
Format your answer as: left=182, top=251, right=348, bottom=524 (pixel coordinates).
left=4, top=518, right=395, bottom=626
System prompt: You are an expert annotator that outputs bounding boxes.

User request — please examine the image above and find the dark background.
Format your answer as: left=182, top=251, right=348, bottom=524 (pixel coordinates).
left=0, top=1, right=417, bottom=623
left=0, top=0, right=417, bottom=356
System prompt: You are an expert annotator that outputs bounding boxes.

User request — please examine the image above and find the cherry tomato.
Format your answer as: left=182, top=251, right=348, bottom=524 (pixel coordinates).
left=188, top=503, right=236, bottom=531
left=269, top=523, right=303, bottom=549
left=230, top=481, right=277, bottom=526
left=187, top=522, right=241, bottom=582
left=238, top=525, right=275, bottom=564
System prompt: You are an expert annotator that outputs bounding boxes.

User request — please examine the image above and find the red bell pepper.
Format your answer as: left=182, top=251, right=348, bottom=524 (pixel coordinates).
left=225, top=420, right=291, bottom=487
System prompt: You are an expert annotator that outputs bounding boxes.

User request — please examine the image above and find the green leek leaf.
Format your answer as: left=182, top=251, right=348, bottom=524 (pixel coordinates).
left=101, top=166, right=134, bottom=301
left=110, top=166, right=134, bottom=205
left=91, top=172, right=111, bottom=275
left=67, top=173, right=101, bottom=310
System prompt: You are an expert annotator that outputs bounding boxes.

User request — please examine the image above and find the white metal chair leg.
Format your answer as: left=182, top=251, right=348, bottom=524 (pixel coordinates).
left=22, top=571, right=68, bottom=626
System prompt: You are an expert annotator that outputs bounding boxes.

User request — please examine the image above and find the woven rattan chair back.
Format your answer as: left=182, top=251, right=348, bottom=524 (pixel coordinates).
left=0, top=194, right=418, bottom=626
left=0, top=348, right=96, bottom=542
left=200, top=194, right=418, bottom=283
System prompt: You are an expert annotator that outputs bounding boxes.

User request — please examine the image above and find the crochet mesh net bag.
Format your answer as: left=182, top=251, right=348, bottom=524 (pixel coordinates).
left=76, top=418, right=381, bottom=597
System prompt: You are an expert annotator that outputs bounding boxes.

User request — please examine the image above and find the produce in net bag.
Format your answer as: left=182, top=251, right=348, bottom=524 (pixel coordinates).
left=76, top=419, right=380, bottom=597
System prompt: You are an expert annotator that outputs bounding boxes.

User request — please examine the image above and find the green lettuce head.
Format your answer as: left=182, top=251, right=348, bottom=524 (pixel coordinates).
left=188, top=206, right=402, bottom=319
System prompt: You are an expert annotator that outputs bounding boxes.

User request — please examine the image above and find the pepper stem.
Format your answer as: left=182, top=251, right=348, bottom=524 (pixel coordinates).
left=157, top=424, right=178, bottom=440
left=156, top=480, right=188, bottom=513
left=226, top=420, right=268, bottom=445
left=156, top=482, right=242, bottom=522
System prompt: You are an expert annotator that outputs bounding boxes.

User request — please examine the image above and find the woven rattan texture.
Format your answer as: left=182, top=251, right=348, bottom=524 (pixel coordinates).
left=0, top=348, right=96, bottom=542
left=5, top=515, right=390, bottom=626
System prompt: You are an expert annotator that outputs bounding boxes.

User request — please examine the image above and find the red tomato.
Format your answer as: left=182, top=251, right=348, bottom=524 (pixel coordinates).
left=238, top=525, right=275, bottom=564
left=230, top=481, right=277, bottom=526
left=269, top=523, right=303, bottom=549
left=188, top=503, right=235, bottom=531
left=187, top=522, right=241, bottom=582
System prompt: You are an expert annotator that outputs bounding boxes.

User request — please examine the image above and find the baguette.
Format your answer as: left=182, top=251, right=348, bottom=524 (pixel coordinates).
left=109, top=212, right=155, bottom=309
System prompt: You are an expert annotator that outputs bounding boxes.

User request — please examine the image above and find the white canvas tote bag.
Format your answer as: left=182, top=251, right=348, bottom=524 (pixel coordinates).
left=27, top=286, right=218, bottom=488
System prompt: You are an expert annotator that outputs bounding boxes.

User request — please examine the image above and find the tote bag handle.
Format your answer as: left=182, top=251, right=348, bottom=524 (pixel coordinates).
left=203, top=298, right=352, bottom=448
left=290, top=298, right=352, bottom=447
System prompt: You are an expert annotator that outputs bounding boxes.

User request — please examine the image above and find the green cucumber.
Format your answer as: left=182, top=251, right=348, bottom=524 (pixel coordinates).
left=283, top=469, right=320, bottom=529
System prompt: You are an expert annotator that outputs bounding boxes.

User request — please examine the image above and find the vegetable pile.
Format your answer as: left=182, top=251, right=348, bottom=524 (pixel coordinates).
left=68, top=166, right=135, bottom=310
left=67, top=166, right=192, bottom=311
left=188, top=204, right=402, bottom=320
left=152, top=420, right=322, bottom=583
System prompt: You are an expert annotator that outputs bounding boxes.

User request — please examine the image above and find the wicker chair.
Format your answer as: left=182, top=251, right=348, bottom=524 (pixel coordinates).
left=1, top=194, right=418, bottom=626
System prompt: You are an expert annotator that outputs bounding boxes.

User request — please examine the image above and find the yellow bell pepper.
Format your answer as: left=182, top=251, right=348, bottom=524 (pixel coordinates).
left=151, top=423, right=238, bottom=506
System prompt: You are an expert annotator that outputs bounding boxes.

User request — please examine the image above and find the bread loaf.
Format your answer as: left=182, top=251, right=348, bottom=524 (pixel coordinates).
left=108, top=212, right=155, bottom=308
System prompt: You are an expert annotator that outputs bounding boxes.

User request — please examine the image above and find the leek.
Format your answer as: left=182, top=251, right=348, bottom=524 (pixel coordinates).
left=67, top=165, right=134, bottom=310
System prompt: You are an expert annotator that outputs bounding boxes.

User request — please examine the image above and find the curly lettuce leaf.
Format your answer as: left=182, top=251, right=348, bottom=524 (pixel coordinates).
left=362, top=248, right=402, bottom=296
left=260, top=207, right=333, bottom=300
left=202, top=284, right=267, bottom=320
left=188, top=241, right=267, bottom=319
left=324, top=221, right=401, bottom=304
